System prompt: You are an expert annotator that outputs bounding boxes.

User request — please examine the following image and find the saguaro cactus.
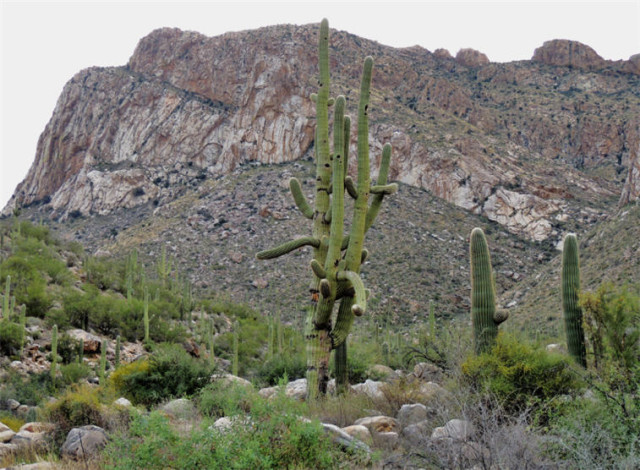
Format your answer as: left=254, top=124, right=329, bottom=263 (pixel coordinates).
left=99, top=339, right=107, bottom=383
left=51, top=324, right=58, bottom=383
left=256, top=19, right=397, bottom=399
left=115, top=335, right=121, bottom=369
left=143, top=287, right=150, bottom=343
left=561, top=233, right=587, bottom=367
left=470, top=228, right=507, bottom=354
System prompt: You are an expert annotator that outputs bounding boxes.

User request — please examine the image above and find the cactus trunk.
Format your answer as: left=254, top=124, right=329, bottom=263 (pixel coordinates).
left=561, top=234, right=587, bottom=367
left=257, top=19, right=396, bottom=399
left=470, top=228, right=507, bottom=354
left=51, top=324, right=58, bottom=383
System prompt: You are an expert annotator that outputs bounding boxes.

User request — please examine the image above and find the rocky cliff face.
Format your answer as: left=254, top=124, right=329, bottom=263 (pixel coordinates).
left=5, top=24, right=640, bottom=242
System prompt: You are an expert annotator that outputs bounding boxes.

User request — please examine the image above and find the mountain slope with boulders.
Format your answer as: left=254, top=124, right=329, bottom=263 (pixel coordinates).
left=2, top=22, right=639, bottom=323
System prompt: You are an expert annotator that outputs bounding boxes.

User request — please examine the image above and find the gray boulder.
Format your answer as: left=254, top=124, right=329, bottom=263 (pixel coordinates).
left=61, top=425, right=108, bottom=459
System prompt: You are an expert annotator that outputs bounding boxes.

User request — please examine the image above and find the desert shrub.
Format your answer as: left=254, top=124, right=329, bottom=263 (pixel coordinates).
left=109, top=344, right=214, bottom=406
left=103, top=391, right=364, bottom=469
left=547, top=393, right=640, bottom=469
left=0, top=320, right=23, bottom=356
left=0, top=370, right=54, bottom=406
left=256, top=352, right=307, bottom=386
left=56, top=332, right=82, bottom=364
left=0, top=412, right=25, bottom=432
left=197, top=381, right=258, bottom=418
left=60, top=362, right=92, bottom=386
left=461, top=334, right=582, bottom=417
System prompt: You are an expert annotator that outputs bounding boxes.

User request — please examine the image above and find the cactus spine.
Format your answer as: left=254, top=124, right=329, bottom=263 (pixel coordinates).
left=470, top=228, right=507, bottom=354
left=561, top=233, right=587, bottom=367
left=51, top=325, right=58, bottom=383
left=256, top=19, right=396, bottom=399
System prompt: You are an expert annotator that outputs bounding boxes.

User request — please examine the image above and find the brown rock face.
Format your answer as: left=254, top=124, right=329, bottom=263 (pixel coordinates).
left=455, top=48, right=490, bottom=67
left=532, top=39, right=605, bottom=69
left=4, top=25, right=640, bottom=241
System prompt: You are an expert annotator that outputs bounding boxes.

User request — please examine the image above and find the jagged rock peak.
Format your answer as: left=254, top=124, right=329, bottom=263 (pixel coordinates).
left=455, top=48, right=490, bottom=67
left=532, top=39, right=605, bottom=69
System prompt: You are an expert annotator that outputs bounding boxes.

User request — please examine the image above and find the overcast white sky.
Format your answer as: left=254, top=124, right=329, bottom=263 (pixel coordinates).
left=1, top=0, right=639, bottom=209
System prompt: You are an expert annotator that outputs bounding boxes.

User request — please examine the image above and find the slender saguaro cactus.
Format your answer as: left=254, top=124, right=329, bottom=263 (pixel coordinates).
left=143, top=287, right=150, bottom=343
left=2, top=275, right=10, bottom=319
left=99, top=339, right=107, bottom=383
left=51, top=325, right=58, bottom=383
left=256, top=19, right=397, bottom=399
left=115, top=335, right=121, bottom=369
left=19, top=305, right=26, bottom=358
left=232, top=322, right=239, bottom=376
left=470, top=228, right=507, bottom=354
left=561, top=233, right=587, bottom=367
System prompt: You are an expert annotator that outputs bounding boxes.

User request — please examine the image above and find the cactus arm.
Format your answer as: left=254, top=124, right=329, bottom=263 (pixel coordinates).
left=337, top=271, right=366, bottom=316
left=343, top=116, right=351, bottom=176
left=310, top=259, right=327, bottom=279
left=343, top=57, right=373, bottom=274
left=365, top=143, right=392, bottom=232
left=345, top=177, right=358, bottom=199
left=562, top=234, right=587, bottom=367
left=256, top=237, right=321, bottom=260
left=289, top=178, right=314, bottom=219
left=370, top=183, right=398, bottom=195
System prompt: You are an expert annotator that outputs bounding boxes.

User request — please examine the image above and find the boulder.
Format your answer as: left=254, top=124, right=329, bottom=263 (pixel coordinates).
left=353, top=416, right=399, bottom=433
left=373, top=431, right=399, bottom=451
left=412, top=362, right=443, bottom=382
left=351, top=379, right=385, bottom=400
left=400, top=420, right=432, bottom=447
left=160, top=398, right=196, bottom=420
left=0, top=422, right=15, bottom=443
left=319, top=422, right=371, bottom=454
left=5, top=398, right=20, bottom=411
left=19, top=422, right=55, bottom=434
left=61, top=425, right=108, bottom=459
left=341, top=425, right=373, bottom=446
left=431, top=419, right=475, bottom=441
left=397, top=403, right=429, bottom=427
left=67, top=329, right=102, bottom=353
left=211, top=373, right=253, bottom=389
left=114, top=397, right=132, bottom=408
left=366, top=364, right=398, bottom=382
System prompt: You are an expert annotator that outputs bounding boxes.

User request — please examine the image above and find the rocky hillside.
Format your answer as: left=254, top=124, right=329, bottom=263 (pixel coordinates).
left=4, top=24, right=640, bottom=242
left=3, top=23, right=640, bottom=323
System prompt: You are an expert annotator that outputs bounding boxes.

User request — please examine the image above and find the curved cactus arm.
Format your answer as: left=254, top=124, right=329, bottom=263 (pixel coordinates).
left=345, top=177, right=358, bottom=199
left=365, top=143, right=392, bottom=232
left=337, top=270, right=366, bottom=316
left=370, top=183, right=398, bottom=195
left=256, top=237, right=321, bottom=260
left=289, top=178, right=314, bottom=219
left=331, top=297, right=355, bottom=348
left=310, top=259, right=327, bottom=279
left=360, top=248, right=369, bottom=264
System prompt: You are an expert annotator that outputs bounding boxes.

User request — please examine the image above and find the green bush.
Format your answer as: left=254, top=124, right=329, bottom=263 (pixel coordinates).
left=103, top=392, right=365, bottom=469
left=60, top=362, right=92, bottom=386
left=256, top=353, right=307, bottom=386
left=461, top=334, right=582, bottom=416
left=56, top=332, right=82, bottom=364
left=0, top=370, right=54, bottom=406
left=0, top=320, right=23, bottom=356
left=197, top=381, right=257, bottom=418
left=109, top=344, right=214, bottom=405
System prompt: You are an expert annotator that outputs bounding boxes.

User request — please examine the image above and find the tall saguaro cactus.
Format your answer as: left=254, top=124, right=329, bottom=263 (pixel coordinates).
left=256, top=19, right=397, bottom=399
left=470, top=228, right=507, bottom=354
left=561, top=233, right=587, bottom=367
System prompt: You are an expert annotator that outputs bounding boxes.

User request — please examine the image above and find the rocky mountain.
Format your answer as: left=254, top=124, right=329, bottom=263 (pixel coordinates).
left=3, top=23, right=639, bottom=323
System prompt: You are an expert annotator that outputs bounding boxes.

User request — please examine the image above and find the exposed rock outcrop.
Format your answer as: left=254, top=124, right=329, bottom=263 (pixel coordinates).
left=4, top=24, right=640, bottom=241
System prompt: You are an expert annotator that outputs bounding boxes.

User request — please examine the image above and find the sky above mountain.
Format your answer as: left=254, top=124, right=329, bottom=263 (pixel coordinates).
left=2, top=0, right=639, bottom=209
